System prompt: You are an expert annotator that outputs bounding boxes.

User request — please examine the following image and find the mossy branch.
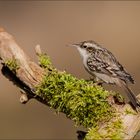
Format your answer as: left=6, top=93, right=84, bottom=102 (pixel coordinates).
left=36, top=54, right=115, bottom=127
left=5, top=58, right=19, bottom=73
left=0, top=28, right=140, bottom=140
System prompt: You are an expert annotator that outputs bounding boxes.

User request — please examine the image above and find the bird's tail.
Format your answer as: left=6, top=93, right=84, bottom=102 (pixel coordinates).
left=121, top=82, right=140, bottom=111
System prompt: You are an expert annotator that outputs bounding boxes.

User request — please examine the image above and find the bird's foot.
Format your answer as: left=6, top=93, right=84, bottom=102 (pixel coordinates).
left=85, top=78, right=103, bottom=86
left=96, top=81, right=104, bottom=86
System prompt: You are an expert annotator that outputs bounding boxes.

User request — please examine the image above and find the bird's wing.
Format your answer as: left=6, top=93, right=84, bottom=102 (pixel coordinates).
left=87, top=49, right=134, bottom=84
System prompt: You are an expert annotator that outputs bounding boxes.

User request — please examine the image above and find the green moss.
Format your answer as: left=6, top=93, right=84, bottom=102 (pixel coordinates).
left=5, top=58, right=19, bottom=73
left=125, top=107, right=137, bottom=115
left=113, top=93, right=125, bottom=104
left=36, top=70, right=116, bottom=128
left=107, top=119, right=124, bottom=140
left=38, top=54, right=52, bottom=69
left=85, top=118, right=124, bottom=140
left=85, top=127, right=103, bottom=140
left=36, top=53, right=124, bottom=139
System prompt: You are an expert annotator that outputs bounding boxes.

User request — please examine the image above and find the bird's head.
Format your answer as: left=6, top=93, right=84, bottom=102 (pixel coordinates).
left=70, top=40, right=100, bottom=59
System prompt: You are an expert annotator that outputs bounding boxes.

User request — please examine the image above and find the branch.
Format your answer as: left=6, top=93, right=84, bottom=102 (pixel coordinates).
left=0, top=28, right=140, bottom=140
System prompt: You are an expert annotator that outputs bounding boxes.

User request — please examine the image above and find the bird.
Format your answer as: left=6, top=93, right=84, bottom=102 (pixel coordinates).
left=70, top=40, right=140, bottom=111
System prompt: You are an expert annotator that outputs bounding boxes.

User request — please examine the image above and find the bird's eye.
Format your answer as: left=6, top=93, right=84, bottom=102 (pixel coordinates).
left=82, top=45, right=87, bottom=48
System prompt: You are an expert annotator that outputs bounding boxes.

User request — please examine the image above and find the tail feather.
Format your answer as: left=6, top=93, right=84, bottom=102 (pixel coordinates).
left=122, top=83, right=140, bottom=110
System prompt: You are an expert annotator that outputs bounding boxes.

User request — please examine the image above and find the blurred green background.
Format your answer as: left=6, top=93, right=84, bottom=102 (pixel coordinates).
left=0, top=1, right=140, bottom=139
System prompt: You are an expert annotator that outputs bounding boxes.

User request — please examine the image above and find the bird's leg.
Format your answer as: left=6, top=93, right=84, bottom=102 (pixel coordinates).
left=85, top=78, right=95, bottom=83
left=94, top=76, right=106, bottom=86
left=96, top=80, right=104, bottom=86
left=86, top=76, right=104, bottom=86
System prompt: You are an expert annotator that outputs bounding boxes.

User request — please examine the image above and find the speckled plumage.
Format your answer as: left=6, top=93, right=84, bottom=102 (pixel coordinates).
left=71, top=40, right=140, bottom=110
left=86, top=44, right=134, bottom=84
